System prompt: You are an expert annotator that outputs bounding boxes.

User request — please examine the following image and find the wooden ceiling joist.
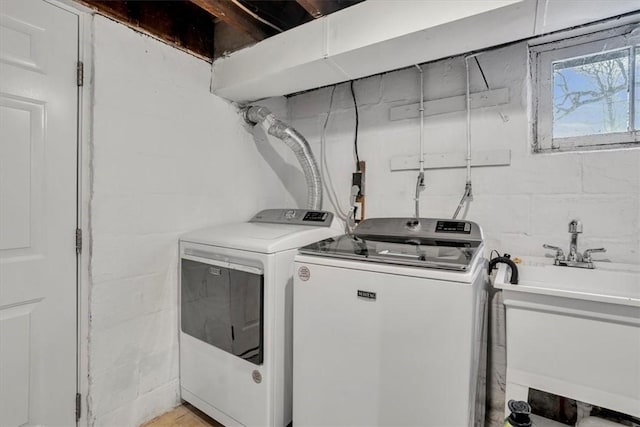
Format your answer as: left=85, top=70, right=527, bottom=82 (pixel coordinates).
left=189, top=0, right=275, bottom=41
left=295, top=0, right=349, bottom=19
left=79, top=0, right=215, bottom=59
left=76, top=0, right=364, bottom=60
left=239, top=0, right=312, bottom=32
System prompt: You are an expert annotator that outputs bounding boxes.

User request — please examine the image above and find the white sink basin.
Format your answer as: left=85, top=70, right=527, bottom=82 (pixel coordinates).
left=494, top=257, right=640, bottom=306
left=495, top=256, right=640, bottom=418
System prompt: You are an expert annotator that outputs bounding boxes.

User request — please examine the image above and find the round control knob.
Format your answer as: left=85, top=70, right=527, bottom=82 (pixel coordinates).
left=284, top=210, right=296, bottom=220
left=405, top=219, right=420, bottom=230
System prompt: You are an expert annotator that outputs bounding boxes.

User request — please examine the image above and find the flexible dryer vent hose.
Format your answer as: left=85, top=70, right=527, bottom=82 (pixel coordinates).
left=244, top=106, right=323, bottom=211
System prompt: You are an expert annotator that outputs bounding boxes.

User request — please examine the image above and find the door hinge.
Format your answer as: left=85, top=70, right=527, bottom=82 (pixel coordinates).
left=75, top=228, right=82, bottom=254
left=77, top=61, right=84, bottom=86
left=75, top=393, right=81, bottom=421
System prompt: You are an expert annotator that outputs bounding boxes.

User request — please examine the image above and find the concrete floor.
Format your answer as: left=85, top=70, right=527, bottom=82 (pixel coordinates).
left=141, top=404, right=222, bottom=427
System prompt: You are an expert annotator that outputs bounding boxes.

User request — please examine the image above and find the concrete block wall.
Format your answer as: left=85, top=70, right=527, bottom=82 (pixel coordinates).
left=280, top=41, right=640, bottom=424
left=283, top=42, right=640, bottom=263
left=89, top=16, right=291, bottom=426
left=284, top=42, right=640, bottom=262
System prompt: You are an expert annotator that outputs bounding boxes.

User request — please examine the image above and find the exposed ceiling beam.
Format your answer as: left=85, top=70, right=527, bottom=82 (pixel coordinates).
left=295, top=0, right=343, bottom=18
left=78, top=0, right=215, bottom=60
left=242, top=0, right=312, bottom=32
left=190, top=0, right=273, bottom=41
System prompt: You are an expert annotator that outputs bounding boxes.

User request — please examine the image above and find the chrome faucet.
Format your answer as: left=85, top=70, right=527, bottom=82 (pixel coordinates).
left=543, top=219, right=606, bottom=269
left=567, top=219, right=583, bottom=262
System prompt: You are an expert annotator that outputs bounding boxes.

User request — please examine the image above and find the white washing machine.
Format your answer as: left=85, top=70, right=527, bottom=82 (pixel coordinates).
left=179, top=209, right=341, bottom=427
left=293, top=218, right=489, bottom=427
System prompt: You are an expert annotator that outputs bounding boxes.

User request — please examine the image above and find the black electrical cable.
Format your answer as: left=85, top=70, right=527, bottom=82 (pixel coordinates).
left=490, top=249, right=501, bottom=261
left=475, top=56, right=490, bottom=90
left=350, top=80, right=360, bottom=171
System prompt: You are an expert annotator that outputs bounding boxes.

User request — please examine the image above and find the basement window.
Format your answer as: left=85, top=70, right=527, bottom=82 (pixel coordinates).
left=531, top=24, right=640, bottom=152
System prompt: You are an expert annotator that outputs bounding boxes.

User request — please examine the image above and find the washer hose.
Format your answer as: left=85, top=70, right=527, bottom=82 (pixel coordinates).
left=488, top=256, right=519, bottom=285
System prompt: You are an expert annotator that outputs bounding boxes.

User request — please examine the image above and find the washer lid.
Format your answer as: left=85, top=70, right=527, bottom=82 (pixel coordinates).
left=181, top=221, right=340, bottom=254
left=299, top=217, right=483, bottom=270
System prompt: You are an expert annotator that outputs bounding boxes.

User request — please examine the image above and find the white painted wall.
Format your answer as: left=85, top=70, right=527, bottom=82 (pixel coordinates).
left=279, top=41, right=640, bottom=424
left=88, top=16, right=291, bottom=426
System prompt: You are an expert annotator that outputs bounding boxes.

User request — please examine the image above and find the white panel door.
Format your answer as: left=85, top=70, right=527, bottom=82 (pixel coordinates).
left=0, top=0, right=78, bottom=425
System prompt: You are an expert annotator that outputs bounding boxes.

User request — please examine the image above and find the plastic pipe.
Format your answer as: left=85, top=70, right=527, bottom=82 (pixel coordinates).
left=464, top=55, right=474, bottom=186
left=414, top=64, right=426, bottom=218
left=453, top=54, right=478, bottom=219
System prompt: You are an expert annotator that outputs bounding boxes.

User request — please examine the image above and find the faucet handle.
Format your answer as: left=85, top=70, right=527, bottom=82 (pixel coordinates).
left=583, top=248, right=606, bottom=262
left=543, top=244, right=565, bottom=259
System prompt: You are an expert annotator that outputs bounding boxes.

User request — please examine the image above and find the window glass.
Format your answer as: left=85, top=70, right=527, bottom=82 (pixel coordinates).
left=636, top=47, right=640, bottom=128
left=531, top=24, right=640, bottom=152
left=552, top=48, right=630, bottom=138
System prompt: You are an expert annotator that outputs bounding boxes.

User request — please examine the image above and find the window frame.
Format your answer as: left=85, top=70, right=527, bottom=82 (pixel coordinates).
left=531, top=24, right=640, bottom=153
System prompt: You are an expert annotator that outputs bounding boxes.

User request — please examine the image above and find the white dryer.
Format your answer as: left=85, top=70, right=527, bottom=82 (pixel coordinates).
left=293, top=218, right=489, bottom=427
left=179, top=209, right=340, bottom=427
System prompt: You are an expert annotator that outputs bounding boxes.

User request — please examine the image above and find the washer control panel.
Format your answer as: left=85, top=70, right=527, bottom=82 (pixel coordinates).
left=354, top=217, right=482, bottom=242
left=435, top=220, right=472, bottom=234
left=250, top=209, right=334, bottom=226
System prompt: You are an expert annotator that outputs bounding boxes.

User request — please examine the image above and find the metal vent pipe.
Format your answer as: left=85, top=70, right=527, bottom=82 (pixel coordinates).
left=244, top=106, right=323, bottom=210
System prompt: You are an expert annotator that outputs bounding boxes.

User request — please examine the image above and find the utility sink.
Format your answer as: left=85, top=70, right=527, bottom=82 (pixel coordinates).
left=494, top=257, right=640, bottom=419
left=495, top=257, right=640, bottom=306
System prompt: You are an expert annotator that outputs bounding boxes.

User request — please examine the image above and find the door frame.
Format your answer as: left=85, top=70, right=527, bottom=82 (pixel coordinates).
left=43, top=1, right=93, bottom=425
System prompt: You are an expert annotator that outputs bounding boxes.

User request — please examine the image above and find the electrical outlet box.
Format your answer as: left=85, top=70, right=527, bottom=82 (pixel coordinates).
left=352, top=172, right=364, bottom=197
left=352, top=161, right=366, bottom=197
left=354, top=202, right=363, bottom=221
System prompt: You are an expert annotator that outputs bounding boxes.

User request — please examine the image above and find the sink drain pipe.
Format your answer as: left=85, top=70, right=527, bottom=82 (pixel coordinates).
left=244, top=105, right=323, bottom=211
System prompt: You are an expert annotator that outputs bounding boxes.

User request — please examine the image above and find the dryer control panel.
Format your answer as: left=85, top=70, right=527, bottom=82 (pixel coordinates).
left=250, top=209, right=334, bottom=226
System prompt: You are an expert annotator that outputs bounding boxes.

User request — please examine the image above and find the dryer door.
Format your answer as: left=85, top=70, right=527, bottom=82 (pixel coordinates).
left=181, top=256, right=264, bottom=365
